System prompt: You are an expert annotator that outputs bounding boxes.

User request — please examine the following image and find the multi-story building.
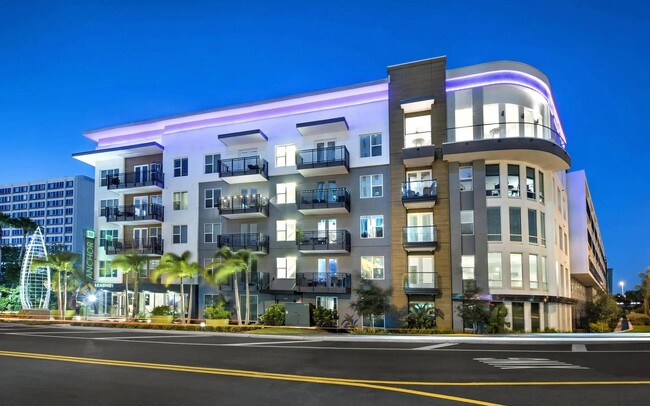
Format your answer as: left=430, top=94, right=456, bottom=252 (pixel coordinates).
left=0, top=176, right=94, bottom=253
left=74, top=56, right=588, bottom=331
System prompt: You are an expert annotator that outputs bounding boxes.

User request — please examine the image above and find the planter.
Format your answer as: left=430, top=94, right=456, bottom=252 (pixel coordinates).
left=50, top=310, right=77, bottom=320
left=205, top=319, right=229, bottom=326
left=150, top=315, right=174, bottom=324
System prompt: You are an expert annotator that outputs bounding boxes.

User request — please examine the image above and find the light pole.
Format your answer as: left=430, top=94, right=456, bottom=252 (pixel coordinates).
left=619, top=281, right=625, bottom=296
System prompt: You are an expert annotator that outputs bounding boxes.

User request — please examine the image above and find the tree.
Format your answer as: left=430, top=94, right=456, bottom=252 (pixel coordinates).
left=9, top=217, right=39, bottom=260
left=350, top=281, right=391, bottom=328
left=0, top=246, right=21, bottom=286
left=584, top=291, right=621, bottom=332
left=32, top=251, right=81, bottom=319
left=636, top=268, right=650, bottom=315
left=405, top=303, right=444, bottom=329
left=111, top=251, right=149, bottom=321
left=0, top=212, right=12, bottom=271
left=205, top=247, right=258, bottom=325
left=456, top=287, right=489, bottom=333
left=151, top=251, right=201, bottom=324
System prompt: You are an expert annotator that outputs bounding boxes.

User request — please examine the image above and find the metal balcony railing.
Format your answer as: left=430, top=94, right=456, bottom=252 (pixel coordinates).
left=296, top=187, right=350, bottom=212
left=295, top=272, right=352, bottom=293
left=217, top=233, right=269, bottom=254
left=218, top=156, right=268, bottom=178
left=104, top=238, right=164, bottom=255
left=106, top=169, right=164, bottom=190
left=105, top=204, right=164, bottom=222
left=296, top=230, right=351, bottom=252
left=217, top=194, right=269, bottom=216
left=296, top=146, right=350, bottom=170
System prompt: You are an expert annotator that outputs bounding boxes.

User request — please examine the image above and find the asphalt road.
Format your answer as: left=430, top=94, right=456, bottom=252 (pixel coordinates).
left=0, top=323, right=649, bottom=405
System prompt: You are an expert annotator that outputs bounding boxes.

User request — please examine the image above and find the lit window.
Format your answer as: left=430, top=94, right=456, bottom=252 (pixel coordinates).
left=460, top=210, right=474, bottom=235
left=99, top=261, right=118, bottom=278
left=510, top=253, right=523, bottom=288
left=275, top=145, right=296, bottom=167
left=360, top=174, right=383, bottom=198
left=276, top=220, right=297, bottom=242
left=461, top=255, right=475, bottom=280
left=276, top=183, right=296, bottom=204
left=173, top=192, right=188, bottom=210
left=360, top=133, right=382, bottom=158
left=316, top=296, right=338, bottom=310
left=360, top=215, right=383, bottom=239
left=276, top=257, right=296, bottom=279
left=488, top=253, right=502, bottom=288
left=529, top=254, right=539, bottom=289
left=361, top=256, right=384, bottom=279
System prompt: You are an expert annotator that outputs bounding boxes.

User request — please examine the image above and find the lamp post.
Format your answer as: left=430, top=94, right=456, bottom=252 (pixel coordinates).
left=619, top=281, right=625, bottom=296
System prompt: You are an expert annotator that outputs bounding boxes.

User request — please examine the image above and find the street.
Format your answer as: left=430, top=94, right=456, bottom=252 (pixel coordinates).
left=1, top=323, right=649, bottom=405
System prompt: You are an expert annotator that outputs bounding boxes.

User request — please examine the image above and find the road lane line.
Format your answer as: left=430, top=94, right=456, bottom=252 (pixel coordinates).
left=0, top=350, right=501, bottom=406
left=413, top=343, right=459, bottom=350
left=572, top=344, right=587, bottom=352
left=225, top=340, right=323, bottom=346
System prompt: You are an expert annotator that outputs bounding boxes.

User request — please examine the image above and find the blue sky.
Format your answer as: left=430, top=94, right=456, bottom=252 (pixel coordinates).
left=0, top=0, right=648, bottom=288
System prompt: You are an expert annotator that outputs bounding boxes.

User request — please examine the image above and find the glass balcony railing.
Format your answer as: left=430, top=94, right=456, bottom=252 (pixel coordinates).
left=445, top=122, right=566, bottom=149
left=404, top=131, right=432, bottom=148
left=404, top=271, right=440, bottom=294
left=402, top=180, right=437, bottom=202
left=402, top=226, right=438, bottom=251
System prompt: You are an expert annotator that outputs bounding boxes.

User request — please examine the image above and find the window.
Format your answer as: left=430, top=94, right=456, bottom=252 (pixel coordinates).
left=276, top=183, right=296, bottom=204
left=540, top=212, right=547, bottom=246
left=204, top=188, right=221, bottom=209
left=526, top=167, right=536, bottom=199
left=460, top=210, right=474, bottom=235
left=454, top=90, right=473, bottom=142
left=360, top=133, right=382, bottom=157
left=509, top=207, right=522, bottom=242
left=487, top=207, right=501, bottom=242
left=483, top=104, right=500, bottom=138
left=174, top=158, right=188, bottom=177
left=564, top=232, right=568, bottom=254
left=276, top=220, right=296, bottom=242
left=559, top=226, right=563, bottom=250
left=462, top=255, right=475, bottom=280
left=204, top=223, right=221, bottom=243
left=361, top=256, right=384, bottom=279
left=459, top=166, right=473, bottom=191
left=507, top=164, right=520, bottom=197
left=538, top=171, right=545, bottom=203
left=99, top=229, right=118, bottom=248
left=404, top=112, right=431, bottom=148
left=240, top=295, right=258, bottom=321
left=100, top=199, right=119, bottom=216
left=276, top=257, right=296, bottom=279
left=173, top=192, right=188, bottom=210
left=173, top=225, right=188, bottom=244
left=360, top=215, right=383, bottom=238
left=407, top=256, right=435, bottom=286
left=275, top=145, right=296, bottom=167
left=541, top=256, right=548, bottom=290
left=528, top=209, right=538, bottom=244
left=318, top=258, right=338, bottom=279
left=529, top=254, right=539, bottom=289
left=204, top=154, right=221, bottom=174
left=486, top=164, right=500, bottom=197
left=100, top=169, right=119, bottom=186
left=488, top=253, right=502, bottom=287
left=360, top=174, right=383, bottom=198
left=316, top=296, right=338, bottom=310
left=99, top=261, right=118, bottom=278
left=510, top=253, right=523, bottom=288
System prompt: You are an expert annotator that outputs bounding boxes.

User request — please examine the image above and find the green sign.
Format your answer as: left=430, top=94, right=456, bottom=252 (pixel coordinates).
left=84, top=229, right=96, bottom=283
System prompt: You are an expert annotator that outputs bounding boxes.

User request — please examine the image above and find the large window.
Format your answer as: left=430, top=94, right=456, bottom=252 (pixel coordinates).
left=99, top=261, right=118, bottom=278
left=275, top=145, right=296, bottom=167
left=507, top=165, right=520, bottom=197
left=538, top=171, right=545, bottom=203
left=454, top=89, right=473, bottom=141
left=461, top=255, right=475, bottom=280
left=459, top=166, right=473, bottom=191
left=360, top=215, right=383, bottom=239
left=361, top=256, right=384, bottom=280
left=541, top=256, right=548, bottom=290
left=100, top=198, right=119, bottom=216
left=460, top=210, right=474, bottom=235
left=360, top=174, right=383, bottom=198
left=173, top=225, right=188, bottom=244
left=509, top=207, right=522, bottom=242
left=204, top=223, right=221, bottom=243
left=100, top=168, right=119, bottom=187
left=407, top=256, right=435, bottom=287
left=276, top=220, right=296, bottom=242
left=205, top=154, right=220, bottom=174
left=528, top=209, right=538, bottom=244
left=316, top=296, right=338, bottom=310
left=404, top=112, right=431, bottom=148
left=174, top=158, right=188, bottom=177
left=204, top=188, right=221, bottom=209
left=488, top=253, right=502, bottom=288
left=510, top=253, right=523, bottom=288
left=276, top=183, right=296, bottom=204
left=526, top=167, right=536, bottom=199
left=99, top=229, right=118, bottom=248
left=486, top=164, right=500, bottom=197
left=540, top=212, right=547, bottom=246
left=318, top=258, right=337, bottom=279
left=276, top=257, right=296, bottom=279
left=487, top=207, right=501, bottom=242
left=360, top=133, right=382, bottom=158
left=483, top=103, right=500, bottom=138
left=529, top=254, right=539, bottom=289
left=173, top=191, right=188, bottom=210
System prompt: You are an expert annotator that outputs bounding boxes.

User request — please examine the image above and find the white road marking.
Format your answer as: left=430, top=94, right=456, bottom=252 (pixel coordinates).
left=474, top=357, right=588, bottom=370
left=225, top=340, right=323, bottom=346
left=572, top=344, right=588, bottom=352
left=413, top=343, right=459, bottom=350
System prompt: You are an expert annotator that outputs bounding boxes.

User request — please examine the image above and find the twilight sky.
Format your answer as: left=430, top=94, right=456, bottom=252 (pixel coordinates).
left=0, top=0, right=648, bottom=288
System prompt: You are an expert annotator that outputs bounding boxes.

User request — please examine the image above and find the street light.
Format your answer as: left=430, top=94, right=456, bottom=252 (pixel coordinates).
left=619, top=281, right=625, bottom=296
left=86, top=294, right=97, bottom=320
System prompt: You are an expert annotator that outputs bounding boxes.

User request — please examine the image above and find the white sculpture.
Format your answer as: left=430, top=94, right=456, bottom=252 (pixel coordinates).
left=19, top=227, right=51, bottom=310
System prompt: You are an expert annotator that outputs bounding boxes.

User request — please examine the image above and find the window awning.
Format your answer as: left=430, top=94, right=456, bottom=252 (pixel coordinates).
left=296, top=117, right=348, bottom=137
left=72, top=142, right=164, bottom=166
left=218, top=129, right=268, bottom=146
left=401, top=96, right=435, bottom=114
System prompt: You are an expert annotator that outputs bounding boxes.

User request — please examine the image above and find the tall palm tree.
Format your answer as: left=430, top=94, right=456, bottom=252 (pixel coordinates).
left=32, top=251, right=81, bottom=319
left=111, top=251, right=149, bottom=321
left=151, top=251, right=201, bottom=324
left=206, top=247, right=257, bottom=325
left=10, top=217, right=39, bottom=260
left=0, top=212, right=11, bottom=270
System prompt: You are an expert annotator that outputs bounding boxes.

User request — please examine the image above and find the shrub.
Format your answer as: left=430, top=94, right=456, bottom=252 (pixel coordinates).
left=204, top=305, right=230, bottom=320
left=313, top=307, right=338, bottom=328
left=259, top=304, right=285, bottom=326
left=151, top=305, right=172, bottom=316
left=627, top=312, right=650, bottom=326
left=589, top=321, right=611, bottom=333
left=405, top=304, right=443, bottom=329
left=341, top=313, right=358, bottom=329
left=486, top=303, right=509, bottom=334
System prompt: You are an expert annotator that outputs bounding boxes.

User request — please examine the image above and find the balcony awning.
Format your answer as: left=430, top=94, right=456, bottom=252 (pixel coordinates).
left=218, top=129, right=268, bottom=146
left=296, top=117, right=348, bottom=137
left=401, top=96, right=435, bottom=114
left=72, top=142, right=164, bottom=166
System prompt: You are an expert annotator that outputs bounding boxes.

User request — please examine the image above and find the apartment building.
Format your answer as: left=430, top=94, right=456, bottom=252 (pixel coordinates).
left=0, top=176, right=94, bottom=253
left=74, top=56, right=589, bottom=331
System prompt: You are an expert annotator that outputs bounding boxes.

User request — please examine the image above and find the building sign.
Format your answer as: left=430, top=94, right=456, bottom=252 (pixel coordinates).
left=84, top=230, right=96, bottom=283
left=94, top=283, right=114, bottom=288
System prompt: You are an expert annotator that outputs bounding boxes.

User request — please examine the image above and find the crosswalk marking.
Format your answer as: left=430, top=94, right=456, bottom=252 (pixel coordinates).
left=474, top=357, right=588, bottom=370
left=413, top=343, right=459, bottom=350
left=572, top=344, right=587, bottom=352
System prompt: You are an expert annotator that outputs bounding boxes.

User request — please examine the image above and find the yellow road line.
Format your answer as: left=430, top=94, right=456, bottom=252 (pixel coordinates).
left=0, top=350, right=499, bottom=406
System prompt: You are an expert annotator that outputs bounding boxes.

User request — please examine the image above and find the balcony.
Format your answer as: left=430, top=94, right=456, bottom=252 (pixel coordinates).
left=104, top=238, right=163, bottom=255
left=217, top=194, right=269, bottom=219
left=217, top=233, right=269, bottom=255
left=404, top=271, right=440, bottom=295
left=218, top=271, right=266, bottom=291
left=402, top=226, right=438, bottom=252
left=403, top=131, right=436, bottom=168
left=402, top=180, right=437, bottom=209
left=295, top=272, right=352, bottom=294
left=105, top=204, right=164, bottom=225
left=296, top=187, right=350, bottom=215
left=297, top=230, right=351, bottom=254
left=296, top=146, right=350, bottom=177
left=218, top=156, right=268, bottom=184
left=106, top=170, right=164, bottom=193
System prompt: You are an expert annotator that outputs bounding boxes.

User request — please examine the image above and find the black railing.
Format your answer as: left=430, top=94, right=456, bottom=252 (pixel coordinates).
left=295, top=272, right=352, bottom=293
left=218, top=194, right=269, bottom=216
left=106, top=170, right=164, bottom=190
left=104, top=238, right=164, bottom=255
left=402, top=180, right=437, bottom=200
left=297, top=230, right=351, bottom=252
left=219, top=271, right=265, bottom=291
left=218, top=156, right=268, bottom=178
left=445, top=122, right=566, bottom=148
left=404, top=271, right=440, bottom=293
left=402, top=226, right=438, bottom=246
left=296, top=146, right=350, bottom=171
left=105, top=204, right=164, bottom=222
left=217, top=233, right=269, bottom=254
left=296, top=187, right=350, bottom=211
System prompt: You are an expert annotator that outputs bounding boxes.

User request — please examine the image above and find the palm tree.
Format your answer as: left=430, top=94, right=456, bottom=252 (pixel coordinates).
left=111, top=251, right=149, bottom=321
left=151, top=251, right=201, bottom=324
left=9, top=217, right=39, bottom=260
left=206, top=247, right=257, bottom=325
left=32, top=251, right=81, bottom=319
left=0, top=212, right=11, bottom=270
